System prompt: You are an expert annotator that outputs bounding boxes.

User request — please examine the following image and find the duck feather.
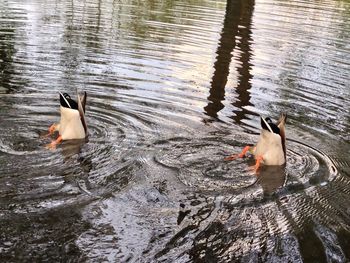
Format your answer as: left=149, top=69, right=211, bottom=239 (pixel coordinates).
left=77, top=91, right=87, bottom=135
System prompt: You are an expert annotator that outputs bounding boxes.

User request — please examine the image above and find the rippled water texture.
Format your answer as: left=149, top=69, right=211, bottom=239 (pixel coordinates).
left=1, top=0, right=350, bottom=262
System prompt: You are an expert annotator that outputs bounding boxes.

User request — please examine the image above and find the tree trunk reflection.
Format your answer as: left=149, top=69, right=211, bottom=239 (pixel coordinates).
left=205, top=0, right=255, bottom=123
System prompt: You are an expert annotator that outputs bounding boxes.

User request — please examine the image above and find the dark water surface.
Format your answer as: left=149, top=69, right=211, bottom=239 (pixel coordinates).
left=1, top=0, right=350, bottom=262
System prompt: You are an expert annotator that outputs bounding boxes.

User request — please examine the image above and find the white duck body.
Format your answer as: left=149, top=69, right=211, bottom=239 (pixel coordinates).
left=254, top=129, right=285, bottom=165
left=253, top=114, right=287, bottom=166
left=58, top=106, right=86, bottom=140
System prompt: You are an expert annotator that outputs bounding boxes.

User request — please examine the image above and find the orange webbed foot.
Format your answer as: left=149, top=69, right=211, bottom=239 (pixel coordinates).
left=46, top=135, right=62, bottom=150
left=41, top=124, right=58, bottom=139
left=250, top=155, right=263, bottom=175
left=48, top=124, right=57, bottom=135
left=225, top=146, right=251, bottom=161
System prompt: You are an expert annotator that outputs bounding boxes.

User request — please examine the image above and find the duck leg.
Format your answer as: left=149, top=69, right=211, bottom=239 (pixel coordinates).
left=41, top=123, right=60, bottom=138
left=46, top=135, right=62, bottom=150
left=252, top=155, right=264, bottom=173
left=48, top=124, right=58, bottom=135
left=225, top=146, right=251, bottom=161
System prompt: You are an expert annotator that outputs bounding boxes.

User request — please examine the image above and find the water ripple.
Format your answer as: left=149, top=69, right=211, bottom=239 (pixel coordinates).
left=0, top=90, right=162, bottom=213
left=1, top=0, right=350, bottom=261
left=154, top=134, right=338, bottom=195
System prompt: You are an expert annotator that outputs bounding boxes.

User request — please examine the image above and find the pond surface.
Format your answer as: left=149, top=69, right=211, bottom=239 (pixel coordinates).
left=0, top=0, right=350, bottom=262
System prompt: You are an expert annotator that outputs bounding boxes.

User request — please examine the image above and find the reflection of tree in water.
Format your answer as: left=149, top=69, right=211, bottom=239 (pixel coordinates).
left=0, top=4, right=19, bottom=94
left=0, top=206, right=90, bottom=261
left=110, top=0, right=224, bottom=45
left=156, top=179, right=350, bottom=262
left=60, top=0, right=104, bottom=85
left=204, top=0, right=255, bottom=123
left=232, top=0, right=255, bottom=123
left=61, top=0, right=200, bottom=77
left=263, top=0, right=350, bottom=142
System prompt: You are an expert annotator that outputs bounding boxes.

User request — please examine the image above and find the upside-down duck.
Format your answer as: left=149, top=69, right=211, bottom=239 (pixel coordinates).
left=47, top=91, right=87, bottom=149
left=225, top=113, right=287, bottom=172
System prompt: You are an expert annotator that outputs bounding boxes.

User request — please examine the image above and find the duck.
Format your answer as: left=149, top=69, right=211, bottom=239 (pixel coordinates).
left=47, top=91, right=87, bottom=149
left=225, top=113, right=287, bottom=172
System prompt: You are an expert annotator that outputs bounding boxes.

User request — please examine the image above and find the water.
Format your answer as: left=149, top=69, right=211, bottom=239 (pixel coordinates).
left=0, top=0, right=349, bottom=262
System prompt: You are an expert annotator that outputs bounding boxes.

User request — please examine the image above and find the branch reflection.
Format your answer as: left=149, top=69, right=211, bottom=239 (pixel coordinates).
left=205, top=0, right=255, bottom=123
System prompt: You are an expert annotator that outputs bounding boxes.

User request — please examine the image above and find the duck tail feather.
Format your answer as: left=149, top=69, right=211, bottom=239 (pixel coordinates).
left=77, top=90, right=88, bottom=135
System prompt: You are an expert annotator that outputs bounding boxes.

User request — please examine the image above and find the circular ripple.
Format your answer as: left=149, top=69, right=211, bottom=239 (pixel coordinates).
left=154, top=134, right=338, bottom=194
left=285, top=139, right=338, bottom=190
left=0, top=91, right=160, bottom=214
